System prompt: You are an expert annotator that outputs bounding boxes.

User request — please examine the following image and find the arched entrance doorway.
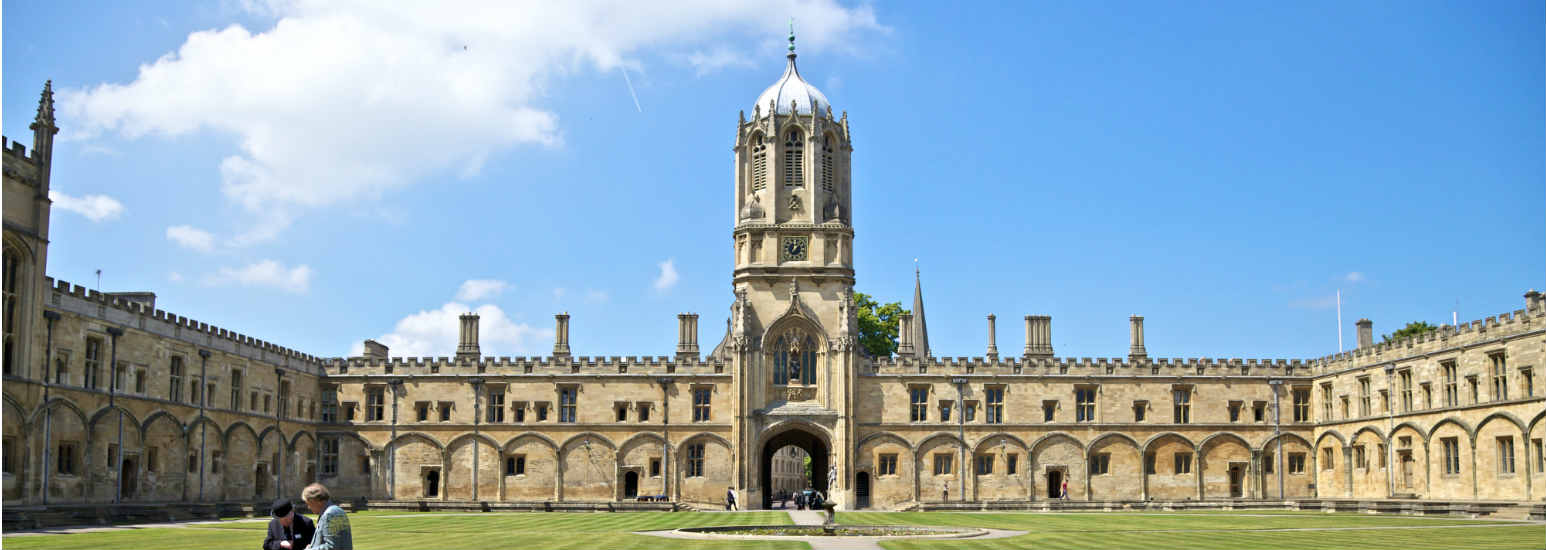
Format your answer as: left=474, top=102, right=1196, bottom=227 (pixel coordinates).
left=854, top=472, right=870, bottom=509
left=623, top=470, right=639, bottom=499
left=1046, top=469, right=1063, bottom=499
left=760, top=428, right=829, bottom=509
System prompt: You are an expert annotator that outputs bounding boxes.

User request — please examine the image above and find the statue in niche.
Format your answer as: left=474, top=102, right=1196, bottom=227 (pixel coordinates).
left=822, top=192, right=846, bottom=224
left=788, top=194, right=803, bottom=212
left=838, top=291, right=852, bottom=337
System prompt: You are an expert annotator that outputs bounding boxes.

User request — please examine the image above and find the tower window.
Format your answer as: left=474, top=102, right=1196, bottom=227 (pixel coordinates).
left=783, top=130, right=804, bottom=188
left=751, top=134, right=768, bottom=192
left=820, top=134, right=835, bottom=192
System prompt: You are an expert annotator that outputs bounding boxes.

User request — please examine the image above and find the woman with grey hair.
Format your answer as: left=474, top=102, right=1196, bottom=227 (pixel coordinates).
left=302, top=483, right=353, bottom=550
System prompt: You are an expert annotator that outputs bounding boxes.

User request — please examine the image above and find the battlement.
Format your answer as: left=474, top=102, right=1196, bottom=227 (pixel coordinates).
left=2, top=136, right=43, bottom=185
left=325, top=354, right=726, bottom=377
left=47, top=276, right=328, bottom=372
left=868, top=354, right=1309, bottom=377
left=1309, top=298, right=1544, bottom=372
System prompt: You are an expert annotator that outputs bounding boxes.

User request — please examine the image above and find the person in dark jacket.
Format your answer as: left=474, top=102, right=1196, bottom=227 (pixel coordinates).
left=263, top=497, right=315, bottom=550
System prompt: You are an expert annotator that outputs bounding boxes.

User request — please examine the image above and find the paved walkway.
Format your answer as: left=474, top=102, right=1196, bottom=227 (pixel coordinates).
left=788, top=510, right=828, bottom=525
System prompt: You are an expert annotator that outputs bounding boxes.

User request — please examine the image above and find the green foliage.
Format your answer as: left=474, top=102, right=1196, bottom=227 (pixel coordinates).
left=855, top=291, right=908, bottom=358
left=1382, top=321, right=1438, bottom=344
left=802, top=455, right=812, bottom=485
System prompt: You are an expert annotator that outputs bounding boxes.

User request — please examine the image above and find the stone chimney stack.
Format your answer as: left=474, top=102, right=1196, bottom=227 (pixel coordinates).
left=456, top=313, right=481, bottom=361
left=362, top=339, right=389, bottom=360
left=676, top=313, right=700, bottom=360
left=1526, top=289, right=1543, bottom=313
left=985, top=314, right=999, bottom=361
left=896, top=313, right=915, bottom=357
left=553, top=313, right=571, bottom=357
left=1023, top=315, right=1053, bottom=358
left=1128, top=315, right=1147, bottom=361
left=1356, top=318, right=1373, bottom=349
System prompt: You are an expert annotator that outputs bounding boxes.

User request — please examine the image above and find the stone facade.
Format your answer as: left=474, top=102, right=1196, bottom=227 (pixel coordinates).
left=3, top=46, right=1542, bottom=513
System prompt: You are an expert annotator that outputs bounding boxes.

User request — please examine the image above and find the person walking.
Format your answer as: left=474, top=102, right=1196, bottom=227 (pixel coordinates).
left=263, top=498, right=315, bottom=550
left=302, top=483, right=353, bottom=550
left=726, top=486, right=738, bottom=511
left=1060, top=479, right=1070, bottom=501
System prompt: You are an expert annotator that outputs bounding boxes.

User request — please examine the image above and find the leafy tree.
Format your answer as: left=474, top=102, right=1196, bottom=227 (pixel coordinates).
left=803, top=455, right=812, bottom=486
left=1382, top=321, right=1438, bottom=344
left=854, top=292, right=908, bottom=358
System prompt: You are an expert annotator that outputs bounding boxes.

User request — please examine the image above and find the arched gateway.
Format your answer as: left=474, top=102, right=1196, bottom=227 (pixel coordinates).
left=760, top=427, right=829, bottom=509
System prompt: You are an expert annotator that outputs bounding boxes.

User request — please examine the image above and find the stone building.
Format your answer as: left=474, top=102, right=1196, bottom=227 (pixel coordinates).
left=3, top=34, right=1542, bottom=513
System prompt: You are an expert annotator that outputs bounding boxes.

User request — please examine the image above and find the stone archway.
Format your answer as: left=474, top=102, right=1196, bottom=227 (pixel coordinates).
left=760, top=428, right=829, bottom=509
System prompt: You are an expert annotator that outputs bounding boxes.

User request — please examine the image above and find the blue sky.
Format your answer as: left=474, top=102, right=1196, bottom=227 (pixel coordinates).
left=4, top=1, right=1542, bottom=360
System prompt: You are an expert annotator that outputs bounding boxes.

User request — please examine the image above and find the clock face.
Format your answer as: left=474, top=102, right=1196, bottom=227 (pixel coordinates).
left=781, top=237, right=809, bottom=262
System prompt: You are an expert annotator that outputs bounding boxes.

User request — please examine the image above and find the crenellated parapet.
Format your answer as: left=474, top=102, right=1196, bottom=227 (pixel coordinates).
left=325, top=354, right=728, bottom=377
left=47, top=276, right=328, bottom=373
left=867, top=354, right=1310, bottom=378
left=2, top=136, right=44, bottom=186
left=1307, top=292, right=1545, bottom=374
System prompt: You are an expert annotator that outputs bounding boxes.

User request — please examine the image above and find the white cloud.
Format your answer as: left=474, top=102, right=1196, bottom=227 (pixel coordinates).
left=455, top=279, right=509, bottom=301
left=47, top=190, right=124, bottom=222
left=1344, top=272, right=1365, bottom=283
left=653, top=258, right=679, bottom=291
left=60, top=1, right=886, bottom=244
left=203, top=259, right=313, bottom=293
left=686, top=46, right=753, bottom=76
left=166, top=225, right=217, bottom=252
left=351, top=301, right=552, bottom=357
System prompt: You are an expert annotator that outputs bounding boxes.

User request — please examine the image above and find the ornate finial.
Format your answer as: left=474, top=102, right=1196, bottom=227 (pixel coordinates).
left=788, top=18, right=796, bottom=54
left=33, top=80, right=56, bottom=127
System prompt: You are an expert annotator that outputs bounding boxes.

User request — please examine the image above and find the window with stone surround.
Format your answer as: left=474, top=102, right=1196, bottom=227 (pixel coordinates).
left=212, top=450, right=223, bottom=474
left=320, top=438, right=338, bottom=476
left=636, top=402, right=650, bottom=422
left=147, top=447, right=158, bottom=473
left=1442, top=362, right=1458, bottom=406
left=650, top=458, right=661, bottom=477
left=938, top=400, right=953, bottom=422
left=1144, top=452, right=1156, bottom=475
left=230, top=370, right=244, bottom=411
left=1378, top=443, right=1387, bottom=469
left=415, top=402, right=430, bottom=422
left=1007, top=453, right=1018, bottom=475
left=535, top=402, right=549, bottom=422
left=57, top=442, right=78, bottom=476
left=1, top=438, right=14, bottom=474
left=1358, top=377, right=1371, bottom=417
left=1340, top=396, right=1349, bottom=419
left=1522, top=368, right=1535, bottom=397
left=439, top=402, right=453, bottom=422
left=962, top=400, right=977, bottom=422
left=559, top=387, right=578, bottom=423
left=343, top=402, right=358, bottom=422
left=1172, top=387, right=1191, bottom=424
left=360, top=454, right=370, bottom=475
left=1133, top=401, right=1147, bottom=422
left=1253, top=401, right=1266, bottom=423
left=54, top=351, right=70, bottom=386
left=1421, top=383, right=1432, bottom=410
left=84, top=337, right=102, bottom=389
left=985, top=387, right=1004, bottom=424
left=615, top=402, right=629, bottom=423
left=512, top=402, right=527, bottom=423
left=1489, top=352, right=1508, bottom=401
left=1354, top=445, right=1366, bottom=469
left=692, top=388, right=712, bottom=422
left=365, top=387, right=385, bottom=421
left=1441, top=437, right=1460, bottom=475
left=1467, top=376, right=1479, bottom=404
left=933, top=453, right=954, bottom=476
left=1497, top=436, right=1515, bottom=475
left=783, top=129, right=804, bottom=188
left=686, top=444, right=705, bottom=477
left=1322, top=448, right=1335, bottom=470
left=1075, top=387, right=1097, bottom=423
left=877, top=454, right=898, bottom=476
left=1288, top=453, right=1305, bottom=474
left=1, top=245, right=18, bottom=376
left=506, top=455, right=525, bottom=476
left=1263, top=454, right=1274, bottom=474
left=1173, top=453, right=1192, bottom=474
left=187, top=451, right=198, bottom=473
left=820, top=133, right=835, bottom=192
left=750, top=134, right=768, bottom=192
left=1227, top=401, right=1242, bottom=423
left=909, top=386, right=929, bottom=422
left=1534, top=439, right=1544, bottom=474
left=1399, top=369, right=1413, bottom=412
left=169, top=357, right=183, bottom=402
left=1090, top=453, right=1110, bottom=475
left=487, top=387, right=505, bottom=423
left=975, top=455, right=993, bottom=475
left=1320, top=384, right=1333, bottom=420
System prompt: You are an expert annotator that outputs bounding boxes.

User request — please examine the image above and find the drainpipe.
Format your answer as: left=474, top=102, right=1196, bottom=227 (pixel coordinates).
left=657, top=377, right=674, bottom=503
left=198, top=349, right=211, bottom=502
left=107, top=327, right=124, bottom=504
left=470, top=378, right=484, bottom=502
left=1383, top=364, right=1395, bottom=499
left=951, top=377, right=968, bottom=502
left=275, top=368, right=285, bottom=500
left=389, top=379, right=403, bottom=500
left=1270, top=379, right=1284, bottom=501
left=41, top=310, right=59, bottom=505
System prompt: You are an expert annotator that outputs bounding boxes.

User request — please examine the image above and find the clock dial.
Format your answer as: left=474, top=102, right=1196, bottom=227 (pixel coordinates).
left=780, top=236, right=809, bottom=261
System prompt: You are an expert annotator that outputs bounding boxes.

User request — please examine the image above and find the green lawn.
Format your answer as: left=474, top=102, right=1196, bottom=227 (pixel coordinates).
left=836, top=512, right=1545, bottom=550
left=5, top=510, right=1542, bottom=550
left=3, top=511, right=801, bottom=550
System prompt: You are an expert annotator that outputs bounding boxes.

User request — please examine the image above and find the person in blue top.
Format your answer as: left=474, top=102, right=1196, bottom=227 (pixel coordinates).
left=302, top=483, right=353, bottom=550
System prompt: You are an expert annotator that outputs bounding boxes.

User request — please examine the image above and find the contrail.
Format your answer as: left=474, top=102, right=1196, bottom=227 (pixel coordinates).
left=621, top=66, right=642, bottom=113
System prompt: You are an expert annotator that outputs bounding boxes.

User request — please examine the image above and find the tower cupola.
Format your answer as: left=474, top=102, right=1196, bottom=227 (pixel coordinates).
left=752, top=24, right=831, bottom=117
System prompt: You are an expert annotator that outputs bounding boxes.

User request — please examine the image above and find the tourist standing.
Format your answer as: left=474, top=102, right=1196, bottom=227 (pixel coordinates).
left=263, top=498, right=315, bottom=550
left=303, top=483, right=353, bottom=550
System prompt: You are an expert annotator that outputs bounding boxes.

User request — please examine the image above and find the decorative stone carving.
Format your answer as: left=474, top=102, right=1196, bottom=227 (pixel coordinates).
left=742, top=192, right=764, bottom=220
left=788, top=194, right=803, bottom=212
left=781, top=385, right=818, bottom=402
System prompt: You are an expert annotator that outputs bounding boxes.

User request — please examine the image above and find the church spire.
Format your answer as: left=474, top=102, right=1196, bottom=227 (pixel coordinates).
left=911, top=261, right=931, bottom=359
left=29, top=80, right=59, bottom=187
